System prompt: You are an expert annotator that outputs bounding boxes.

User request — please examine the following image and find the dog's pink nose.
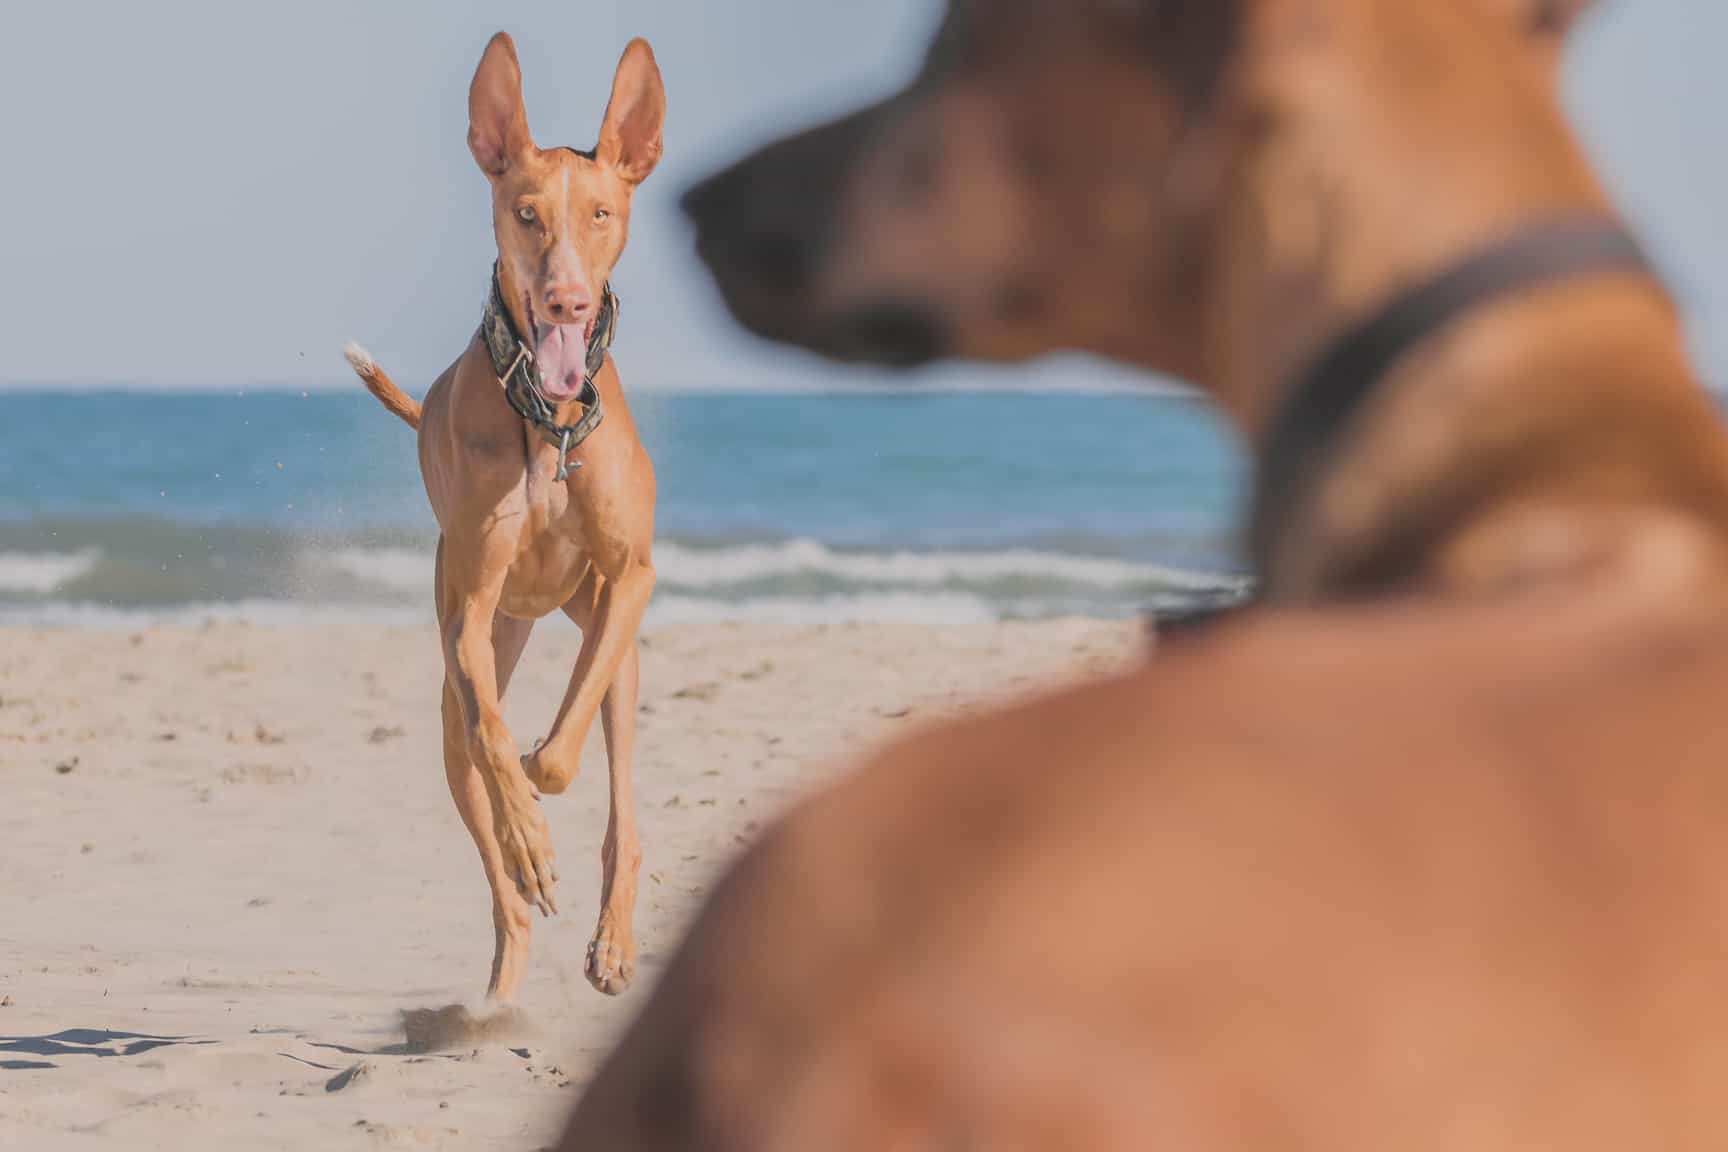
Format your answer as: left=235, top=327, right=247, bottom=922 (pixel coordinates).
left=542, top=286, right=593, bottom=324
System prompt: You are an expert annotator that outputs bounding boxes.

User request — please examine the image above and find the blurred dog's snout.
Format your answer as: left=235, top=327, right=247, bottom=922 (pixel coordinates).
left=682, top=103, right=946, bottom=366
left=695, top=178, right=812, bottom=284
left=681, top=108, right=892, bottom=338
left=681, top=161, right=827, bottom=340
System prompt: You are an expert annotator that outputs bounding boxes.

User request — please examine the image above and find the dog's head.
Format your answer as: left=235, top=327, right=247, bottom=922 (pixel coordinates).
left=469, top=32, right=664, bottom=398
left=681, top=0, right=1597, bottom=380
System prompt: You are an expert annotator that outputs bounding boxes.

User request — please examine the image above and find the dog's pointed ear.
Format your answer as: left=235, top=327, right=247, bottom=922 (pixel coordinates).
left=596, top=38, right=666, bottom=185
left=469, top=32, right=534, bottom=177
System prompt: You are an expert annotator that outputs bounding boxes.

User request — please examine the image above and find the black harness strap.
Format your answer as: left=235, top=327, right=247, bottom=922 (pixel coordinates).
left=1249, top=216, right=1652, bottom=594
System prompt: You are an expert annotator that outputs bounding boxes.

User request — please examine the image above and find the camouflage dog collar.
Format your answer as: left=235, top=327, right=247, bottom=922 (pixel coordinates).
left=479, top=263, right=618, bottom=480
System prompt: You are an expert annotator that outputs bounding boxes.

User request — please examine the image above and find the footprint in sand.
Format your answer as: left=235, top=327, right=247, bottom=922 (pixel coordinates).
left=218, top=762, right=311, bottom=785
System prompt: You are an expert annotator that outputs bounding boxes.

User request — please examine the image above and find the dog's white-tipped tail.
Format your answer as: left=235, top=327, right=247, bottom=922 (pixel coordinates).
left=342, top=341, right=376, bottom=377
left=342, top=341, right=422, bottom=430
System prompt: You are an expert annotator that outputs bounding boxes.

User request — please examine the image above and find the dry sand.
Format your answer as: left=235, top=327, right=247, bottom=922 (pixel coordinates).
left=0, top=617, right=1141, bottom=1150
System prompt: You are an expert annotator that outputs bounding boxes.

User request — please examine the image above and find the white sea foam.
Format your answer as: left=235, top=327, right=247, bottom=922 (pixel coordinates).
left=0, top=550, right=101, bottom=594
left=0, top=592, right=1105, bottom=630
left=0, top=599, right=429, bottom=630
left=316, top=547, right=430, bottom=592
left=309, top=539, right=1241, bottom=597
left=2, top=538, right=1239, bottom=628
left=655, top=539, right=1236, bottom=591
left=643, top=591, right=1000, bottom=628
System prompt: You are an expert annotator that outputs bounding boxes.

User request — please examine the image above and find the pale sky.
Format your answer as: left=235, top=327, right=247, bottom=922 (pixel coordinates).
left=2, top=0, right=1724, bottom=390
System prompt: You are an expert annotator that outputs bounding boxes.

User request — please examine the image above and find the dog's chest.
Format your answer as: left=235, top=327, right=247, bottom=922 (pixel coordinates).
left=496, top=452, right=590, bottom=612
left=522, top=447, right=575, bottom=536
left=502, top=512, right=590, bottom=617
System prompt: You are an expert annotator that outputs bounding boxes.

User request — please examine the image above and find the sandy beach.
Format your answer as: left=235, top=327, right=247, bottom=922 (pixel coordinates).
left=0, top=617, right=1141, bottom=1150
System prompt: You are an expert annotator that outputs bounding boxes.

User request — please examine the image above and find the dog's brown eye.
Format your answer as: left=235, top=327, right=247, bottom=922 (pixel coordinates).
left=516, top=205, right=537, bottom=225
left=593, top=208, right=611, bottom=224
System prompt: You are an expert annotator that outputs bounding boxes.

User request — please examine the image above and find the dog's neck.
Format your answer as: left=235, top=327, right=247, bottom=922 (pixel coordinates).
left=1200, top=3, right=1728, bottom=601
left=495, top=259, right=536, bottom=351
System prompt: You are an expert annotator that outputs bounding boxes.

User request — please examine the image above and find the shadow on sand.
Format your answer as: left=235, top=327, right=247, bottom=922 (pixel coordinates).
left=0, top=1028, right=218, bottom=1071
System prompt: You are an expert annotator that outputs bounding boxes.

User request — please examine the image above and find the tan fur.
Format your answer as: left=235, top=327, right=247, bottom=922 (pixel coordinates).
left=344, top=32, right=665, bottom=1001
left=567, top=591, right=1728, bottom=1150
left=559, top=0, right=1728, bottom=1145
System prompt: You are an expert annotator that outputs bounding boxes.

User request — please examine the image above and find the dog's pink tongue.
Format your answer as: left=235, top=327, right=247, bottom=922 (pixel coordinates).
left=533, top=325, right=587, bottom=400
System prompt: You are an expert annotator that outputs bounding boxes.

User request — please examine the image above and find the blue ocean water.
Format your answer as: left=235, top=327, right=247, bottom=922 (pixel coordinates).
left=0, top=389, right=1250, bottom=626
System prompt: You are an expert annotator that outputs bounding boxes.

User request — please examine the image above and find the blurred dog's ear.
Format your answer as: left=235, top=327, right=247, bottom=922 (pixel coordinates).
left=1527, top=0, right=1599, bottom=37
left=1133, top=0, right=1244, bottom=114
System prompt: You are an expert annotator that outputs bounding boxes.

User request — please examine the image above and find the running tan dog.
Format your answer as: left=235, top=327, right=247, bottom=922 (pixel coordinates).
left=557, top=0, right=1728, bottom=1146
left=343, top=31, right=664, bottom=1000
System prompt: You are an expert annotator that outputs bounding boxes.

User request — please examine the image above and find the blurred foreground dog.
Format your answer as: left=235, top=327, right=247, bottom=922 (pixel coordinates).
left=562, top=0, right=1728, bottom=1147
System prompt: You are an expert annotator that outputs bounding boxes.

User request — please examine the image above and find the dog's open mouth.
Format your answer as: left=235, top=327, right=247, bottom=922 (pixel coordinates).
left=526, top=296, right=598, bottom=401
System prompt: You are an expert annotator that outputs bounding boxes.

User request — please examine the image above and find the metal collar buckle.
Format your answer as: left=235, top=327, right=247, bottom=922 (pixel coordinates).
left=502, top=342, right=532, bottom=388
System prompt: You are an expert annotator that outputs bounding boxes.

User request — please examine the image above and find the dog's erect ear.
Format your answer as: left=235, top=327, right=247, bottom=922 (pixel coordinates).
left=597, top=38, right=666, bottom=185
left=469, top=32, right=534, bottom=177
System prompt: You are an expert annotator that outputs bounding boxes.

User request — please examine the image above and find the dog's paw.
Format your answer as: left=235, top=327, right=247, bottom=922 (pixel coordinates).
left=586, top=911, right=635, bottom=995
left=494, top=793, right=558, bottom=917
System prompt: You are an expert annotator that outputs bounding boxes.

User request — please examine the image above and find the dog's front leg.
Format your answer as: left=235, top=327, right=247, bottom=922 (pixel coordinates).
left=444, top=539, right=559, bottom=918
left=586, top=634, right=642, bottom=994
left=522, top=557, right=654, bottom=795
